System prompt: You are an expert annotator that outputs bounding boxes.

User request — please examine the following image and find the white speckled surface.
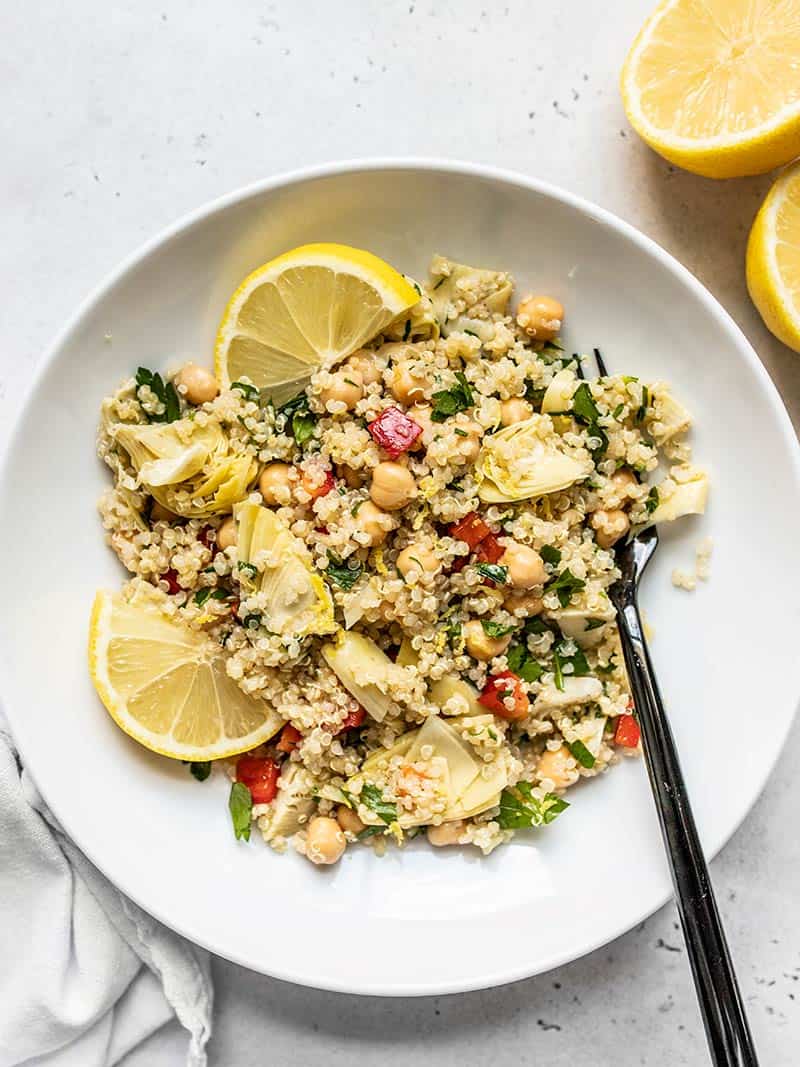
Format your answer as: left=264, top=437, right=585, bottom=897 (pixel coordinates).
left=2, top=1, right=799, bottom=1064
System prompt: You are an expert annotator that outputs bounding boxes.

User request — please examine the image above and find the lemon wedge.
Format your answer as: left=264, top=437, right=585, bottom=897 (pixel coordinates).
left=621, top=0, right=800, bottom=178
left=88, top=587, right=283, bottom=760
left=747, top=161, right=800, bottom=352
left=214, top=243, right=419, bottom=405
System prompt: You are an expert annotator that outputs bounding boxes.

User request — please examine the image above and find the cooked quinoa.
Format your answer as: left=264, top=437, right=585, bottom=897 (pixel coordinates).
left=96, top=252, right=709, bottom=862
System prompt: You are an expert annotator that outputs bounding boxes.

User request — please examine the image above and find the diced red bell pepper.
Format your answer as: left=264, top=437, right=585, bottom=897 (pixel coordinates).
left=614, top=713, right=640, bottom=748
left=236, top=755, right=280, bottom=804
left=448, top=512, right=492, bottom=550
left=337, top=706, right=366, bottom=734
left=368, top=406, right=423, bottom=458
left=160, top=569, right=182, bottom=595
left=276, top=724, right=302, bottom=754
left=300, top=468, right=335, bottom=500
left=478, top=671, right=530, bottom=721
left=474, top=533, right=504, bottom=564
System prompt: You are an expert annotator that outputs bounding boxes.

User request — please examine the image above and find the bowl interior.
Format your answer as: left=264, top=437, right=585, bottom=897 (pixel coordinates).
left=1, top=163, right=798, bottom=994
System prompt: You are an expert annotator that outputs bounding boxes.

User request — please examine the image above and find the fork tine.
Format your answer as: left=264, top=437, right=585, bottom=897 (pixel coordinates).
left=593, top=347, right=608, bottom=376
left=572, top=353, right=585, bottom=379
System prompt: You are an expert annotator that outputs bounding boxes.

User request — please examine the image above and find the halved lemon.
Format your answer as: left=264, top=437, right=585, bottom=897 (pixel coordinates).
left=88, top=588, right=283, bottom=760
left=214, top=243, right=419, bottom=405
left=621, top=0, right=800, bottom=179
left=747, top=161, right=800, bottom=353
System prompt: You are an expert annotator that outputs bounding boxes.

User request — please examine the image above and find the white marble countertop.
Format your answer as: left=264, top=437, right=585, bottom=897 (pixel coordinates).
left=3, top=1, right=799, bottom=1064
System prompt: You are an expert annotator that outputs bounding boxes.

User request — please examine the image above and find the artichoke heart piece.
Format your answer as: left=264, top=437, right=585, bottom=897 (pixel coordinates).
left=649, top=466, right=709, bottom=524
left=383, top=286, right=441, bottom=343
left=236, top=503, right=335, bottom=638
left=112, top=417, right=258, bottom=517
left=321, top=631, right=407, bottom=722
left=259, top=764, right=316, bottom=843
left=541, top=369, right=578, bottom=415
left=429, top=675, right=483, bottom=716
left=428, top=255, right=512, bottom=336
left=477, top=415, right=592, bottom=503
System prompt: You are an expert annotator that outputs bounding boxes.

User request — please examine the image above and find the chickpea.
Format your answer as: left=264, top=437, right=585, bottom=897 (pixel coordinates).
left=390, top=361, right=429, bottom=405
left=318, top=368, right=364, bottom=411
left=336, top=804, right=365, bottom=836
left=536, top=745, right=580, bottom=790
left=346, top=349, right=383, bottom=386
left=463, top=619, right=512, bottom=662
left=453, top=419, right=483, bottom=463
left=354, top=500, right=390, bottom=547
left=610, top=467, right=639, bottom=506
left=408, top=404, right=435, bottom=450
left=338, top=464, right=363, bottom=489
left=516, top=295, right=564, bottom=342
left=150, top=500, right=177, bottom=523
left=370, top=462, right=417, bottom=511
left=500, top=397, right=533, bottom=426
left=305, top=816, right=347, bottom=866
left=591, top=508, right=630, bottom=549
left=500, top=541, right=548, bottom=589
left=216, top=516, right=237, bottom=550
left=427, top=820, right=466, bottom=847
left=173, top=363, right=220, bottom=405
left=396, top=542, right=440, bottom=579
left=259, top=462, right=294, bottom=506
left=505, top=591, right=544, bottom=617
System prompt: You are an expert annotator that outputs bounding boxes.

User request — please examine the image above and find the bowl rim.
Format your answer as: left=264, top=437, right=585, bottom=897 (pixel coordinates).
left=2, top=157, right=799, bottom=994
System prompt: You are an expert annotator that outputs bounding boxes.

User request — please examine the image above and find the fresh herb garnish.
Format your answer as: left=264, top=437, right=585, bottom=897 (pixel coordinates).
left=612, top=403, right=625, bottom=420
left=635, top=385, right=650, bottom=423
left=237, top=561, right=258, bottom=579
left=540, top=544, right=562, bottom=566
left=359, top=783, right=398, bottom=825
left=524, top=380, right=547, bottom=409
left=645, top=485, right=660, bottom=514
left=193, top=586, right=231, bottom=607
left=231, top=380, right=260, bottom=402
left=278, top=393, right=317, bottom=447
left=481, top=619, right=517, bottom=638
left=189, top=761, right=211, bottom=782
left=545, top=567, right=586, bottom=608
left=552, top=641, right=591, bottom=691
left=497, top=782, right=569, bottom=830
left=325, top=551, right=364, bottom=590
left=596, top=653, right=618, bottom=676
left=431, top=371, right=474, bottom=423
left=453, top=427, right=468, bottom=437
left=584, top=617, right=606, bottom=631
left=507, top=642, right=543, bottom=683
left=135, top=367, right=181, bottom=423
left=568, top=739, right=596, bottom=768
left=402, top=318, right=412, bottom=341
left=229, top=781, right=252, bottom=841
left=357, top=825, right=385, bottom=841
left=475, top=562, right=509, bottom=585
left=570, top=381, right=608, bottom=460
left=463, top=328, right=479, bottom=338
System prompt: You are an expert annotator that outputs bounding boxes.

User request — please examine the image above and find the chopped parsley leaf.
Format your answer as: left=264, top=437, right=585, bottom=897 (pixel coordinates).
left=497, top=782, right=568, bottom=830
left=228, top=781, right=252, bottom=841
left=135, top=367, right=181, bottom=423
left=194, top=586, right=231, bottom=606
left=584, top=617, right=607, bottom=631
left=481, top=619, right=517, bottom=638
left=189, top=761, right=211, bottom=782
left=540, top=544, right=562, bottom=566
left=325, top=551, right=364, bottom=590
left=635, top=385, right=650, bottom=423
left=568, top=739, right=596, bottom=768
left=278, top=393, right=317, bottom=447
left=359, top=783, right=397, bottom=825
left=237, top=561, right=258, bottom=579
left=357, top=825, right=384, bottom=841
left=431, top=371, right=474, bottom=423
left=645, top=485, right=660, bottom=514
left=545, top=567, right=586, bottom=608
left=612, top=403, right=625, bottom=420
left=475, top=562, right=509, bottom=585
left=230, top=380, right=260, bottom=402
left=402, top=318, right=412, bottom=341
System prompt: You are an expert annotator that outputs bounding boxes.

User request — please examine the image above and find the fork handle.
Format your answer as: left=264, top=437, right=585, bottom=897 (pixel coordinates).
left=615, top=597, right=759, bottom=1067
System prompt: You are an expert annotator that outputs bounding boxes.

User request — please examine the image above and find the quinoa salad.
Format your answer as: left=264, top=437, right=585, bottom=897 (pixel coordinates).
left=93, top=249, right=710, bottom=865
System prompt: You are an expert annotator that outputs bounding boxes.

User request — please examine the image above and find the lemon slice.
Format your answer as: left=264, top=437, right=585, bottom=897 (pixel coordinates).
left=88, top=588, right=283, bottom=760
left=215, top=243, right=419, bottom=405
left=621, top=0, right=800, bottom=179
left=747, top=161, right=800, bottom=353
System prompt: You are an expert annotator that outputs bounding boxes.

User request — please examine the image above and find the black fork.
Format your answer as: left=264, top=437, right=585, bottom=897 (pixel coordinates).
left=595, top=347, right=758, bottom=1067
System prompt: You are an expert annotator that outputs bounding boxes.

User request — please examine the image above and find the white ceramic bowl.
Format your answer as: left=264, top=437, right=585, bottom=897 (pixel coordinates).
left=1, top=160, right=799, bottom=996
